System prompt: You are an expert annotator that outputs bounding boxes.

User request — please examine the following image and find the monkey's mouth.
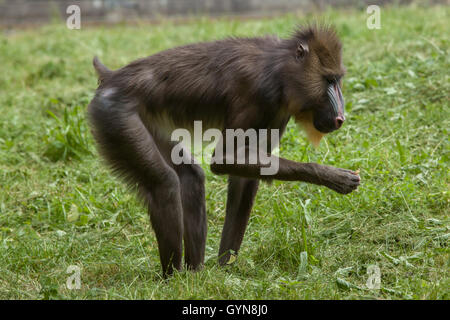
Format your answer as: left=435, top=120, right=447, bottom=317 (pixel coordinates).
left=313, top=120, right=339, bottom=134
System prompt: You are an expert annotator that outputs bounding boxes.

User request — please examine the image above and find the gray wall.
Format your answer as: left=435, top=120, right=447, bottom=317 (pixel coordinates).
left=0, top=0, right=446, bottom=26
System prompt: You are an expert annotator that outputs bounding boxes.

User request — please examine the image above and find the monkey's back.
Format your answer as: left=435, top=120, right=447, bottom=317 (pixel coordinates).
left=104, top=36, right=286, bottom=131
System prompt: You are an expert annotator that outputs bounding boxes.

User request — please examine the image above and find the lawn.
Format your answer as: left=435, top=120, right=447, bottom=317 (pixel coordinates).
left=0, top=5, right=448, bottom=299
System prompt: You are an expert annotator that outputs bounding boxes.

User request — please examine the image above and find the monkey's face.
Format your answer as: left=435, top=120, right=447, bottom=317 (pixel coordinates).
left=284, top=27, right=346, bottom=145
left=310, top=77, right=345, bottom=133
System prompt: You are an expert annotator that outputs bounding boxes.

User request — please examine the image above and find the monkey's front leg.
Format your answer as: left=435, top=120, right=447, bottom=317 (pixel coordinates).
left=212, top=154, right=359, bottom=266
left=211, top=154, right=360, bottom=195
left=306, top=164, right=360, bottom=195
left=218, top=176, right=259, bottom=265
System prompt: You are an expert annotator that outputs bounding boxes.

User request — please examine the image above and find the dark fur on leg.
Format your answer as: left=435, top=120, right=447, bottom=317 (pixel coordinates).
left=88, top=94, right=184, bottom=276
left=218, top=176, right=260, bottom=266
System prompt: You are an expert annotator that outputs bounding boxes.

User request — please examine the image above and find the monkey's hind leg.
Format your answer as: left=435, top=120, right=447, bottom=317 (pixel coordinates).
left=88, top=96, right=183, bottom=276
left=175, top=163, right=207, bottom=270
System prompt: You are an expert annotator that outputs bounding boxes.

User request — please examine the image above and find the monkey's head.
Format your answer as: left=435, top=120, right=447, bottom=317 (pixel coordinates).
left=283, top=26, right=346, bottom=146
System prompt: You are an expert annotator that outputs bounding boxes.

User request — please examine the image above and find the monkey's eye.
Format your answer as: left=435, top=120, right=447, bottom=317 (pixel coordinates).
left=325, top=76, right=339, bottom=84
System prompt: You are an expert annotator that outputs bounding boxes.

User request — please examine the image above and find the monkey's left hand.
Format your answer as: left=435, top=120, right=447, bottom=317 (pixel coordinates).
left=317, top=166, right=361, bottom=194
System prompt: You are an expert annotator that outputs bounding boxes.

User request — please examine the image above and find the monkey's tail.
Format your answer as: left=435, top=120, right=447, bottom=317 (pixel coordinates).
left=93, top=56, right=113, bottom=84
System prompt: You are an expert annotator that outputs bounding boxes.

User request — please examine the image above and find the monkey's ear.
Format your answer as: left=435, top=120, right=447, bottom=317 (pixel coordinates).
left=295, top=42, right=309, bottom=61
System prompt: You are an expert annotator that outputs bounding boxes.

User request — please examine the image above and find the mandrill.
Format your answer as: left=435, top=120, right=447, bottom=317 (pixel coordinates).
left=88, top=25, right=360, bottom=276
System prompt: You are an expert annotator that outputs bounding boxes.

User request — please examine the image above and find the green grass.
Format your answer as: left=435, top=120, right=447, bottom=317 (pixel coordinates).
left=0, top=5, right=448, bottom=299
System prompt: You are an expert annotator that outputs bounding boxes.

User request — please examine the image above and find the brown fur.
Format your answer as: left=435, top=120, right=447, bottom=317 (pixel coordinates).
left=88, top=25, right=359, bottom=276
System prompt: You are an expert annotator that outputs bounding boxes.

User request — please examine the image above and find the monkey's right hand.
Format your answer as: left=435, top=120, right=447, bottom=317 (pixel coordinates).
left=317, top=166, right=361, bottom=194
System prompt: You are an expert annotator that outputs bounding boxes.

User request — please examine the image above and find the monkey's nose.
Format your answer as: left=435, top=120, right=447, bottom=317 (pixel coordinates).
left=335, top=116, right=345, bottom=129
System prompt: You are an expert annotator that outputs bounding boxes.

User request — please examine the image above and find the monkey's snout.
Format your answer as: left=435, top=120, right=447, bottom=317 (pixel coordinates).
left=335, top=116, right=345, bottom=129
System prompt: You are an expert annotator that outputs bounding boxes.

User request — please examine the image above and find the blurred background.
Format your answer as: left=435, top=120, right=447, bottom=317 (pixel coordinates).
left=1, top=0, right=447, bottom=27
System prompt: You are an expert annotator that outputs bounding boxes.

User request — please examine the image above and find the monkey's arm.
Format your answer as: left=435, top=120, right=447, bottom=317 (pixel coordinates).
left=211, top=154, right=359, bottom=194
left=210, top=134, right=360, bottom=195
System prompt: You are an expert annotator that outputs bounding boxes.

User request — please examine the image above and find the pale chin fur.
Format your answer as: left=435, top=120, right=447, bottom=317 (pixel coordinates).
left=294, top=111, right=325, bottom=147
